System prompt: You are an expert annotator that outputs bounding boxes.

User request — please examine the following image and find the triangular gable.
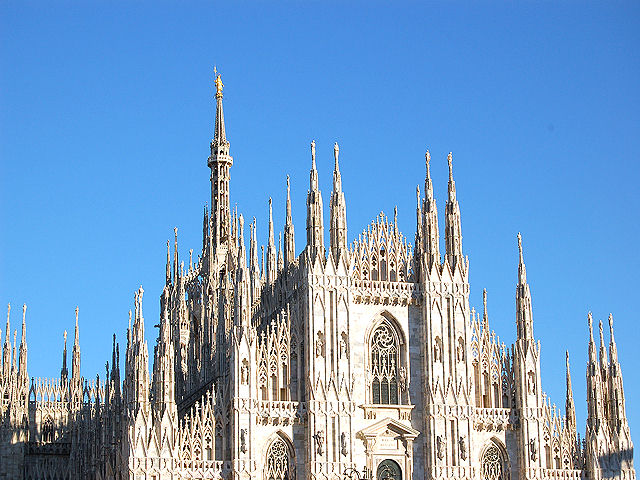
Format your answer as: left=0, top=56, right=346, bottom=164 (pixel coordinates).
left=357, top=416, right=420, bottom=442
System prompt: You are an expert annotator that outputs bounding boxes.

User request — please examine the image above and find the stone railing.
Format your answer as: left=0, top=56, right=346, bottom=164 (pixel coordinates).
left=543, top=469, right=584, bottom=480
left=25, top=441, right=71, bottom=456
left=254, top=400, right=307, bottom=425
left=351, top=280, right=420, bottom=305
left=473, top=407, right=516, bottom=431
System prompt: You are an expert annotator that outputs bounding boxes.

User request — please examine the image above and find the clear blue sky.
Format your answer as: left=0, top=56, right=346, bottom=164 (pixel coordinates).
left=1, top=1, right=638, bottom=455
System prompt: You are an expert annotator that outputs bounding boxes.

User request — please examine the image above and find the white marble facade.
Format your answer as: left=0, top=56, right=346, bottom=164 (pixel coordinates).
left=0, top=74, right=635, bottom=480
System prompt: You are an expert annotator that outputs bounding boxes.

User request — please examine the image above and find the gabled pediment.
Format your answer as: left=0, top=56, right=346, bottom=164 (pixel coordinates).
left=357, top=416, right=419, bottom=441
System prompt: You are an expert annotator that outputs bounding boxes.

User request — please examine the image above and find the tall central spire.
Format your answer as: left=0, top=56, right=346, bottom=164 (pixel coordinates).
left=208, top=68, right=234, bottom=253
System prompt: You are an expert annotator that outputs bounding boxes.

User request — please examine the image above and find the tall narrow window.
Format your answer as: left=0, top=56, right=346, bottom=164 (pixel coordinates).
left=42, top=417, right=55, bottom=443
left=370, top=322, right=400, bottom=404
left=265, top=437, right=291, bottom=480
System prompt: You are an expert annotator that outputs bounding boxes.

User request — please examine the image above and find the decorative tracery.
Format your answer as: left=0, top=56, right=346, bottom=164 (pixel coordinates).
left=351, top=212, right=413, bottom=283
left=481, top=444, right=506, bottom=480
left=264, top=437, right=291, bottom=480
left=370, top=322, right=400, bottom=404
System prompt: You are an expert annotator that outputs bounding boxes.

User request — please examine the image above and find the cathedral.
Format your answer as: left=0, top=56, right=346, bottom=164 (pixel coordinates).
left=0, top=73, right=635, bottom=480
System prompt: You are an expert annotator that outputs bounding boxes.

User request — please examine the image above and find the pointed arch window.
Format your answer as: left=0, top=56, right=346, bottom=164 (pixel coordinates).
left=42, top=416, right=55, bottom=443
left=370, top=321, right=400, bottom=404
left=481, top=443, right=507, bottom=480
left=264, top=437, right=292, bottom=480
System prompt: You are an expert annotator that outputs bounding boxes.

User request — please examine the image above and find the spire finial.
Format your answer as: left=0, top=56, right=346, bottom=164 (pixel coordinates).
left=447, top=152, right=453, bottom=181
left=608, top=313, right=615, bottom=342
left=588, top=311, right=594, bottom=341
left=483, top=288, right=488, bottom=321
left=599, top=317, right=608, bottom=366
left=74, top=306, right=79, bottom=344
left=214, top=66, right=223, bottom=98
left=311, top=140, right=316, bottom=169
left=517, top=232, right=523, bottom=260
left=334, top=142, right=339, bottom=170
left=517, top=232, right=527, bottom=284
left=21, top=304, right=26, bottom=340
left=286, top=174, right=292, bottom=221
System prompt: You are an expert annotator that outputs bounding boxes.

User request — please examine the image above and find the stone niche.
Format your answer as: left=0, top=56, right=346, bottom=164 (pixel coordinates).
left=357, top=417, right=420, bottom=480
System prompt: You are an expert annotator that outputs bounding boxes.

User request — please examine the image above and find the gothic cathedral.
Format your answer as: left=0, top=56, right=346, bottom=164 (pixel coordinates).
left=0, top=73, right=635, bottom=480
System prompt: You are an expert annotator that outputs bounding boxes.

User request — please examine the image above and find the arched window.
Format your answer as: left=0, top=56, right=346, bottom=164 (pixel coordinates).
left=377, top=459, right=402, bottom=480
left=264, top=437, right=292, bottom=480
left=370, top=321, right=400, bottom=405
left=481, top=443, right=507, bottom=480
left=42, top=417, right=55, bottom=443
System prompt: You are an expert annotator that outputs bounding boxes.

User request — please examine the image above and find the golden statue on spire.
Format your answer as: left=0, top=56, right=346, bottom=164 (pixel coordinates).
left=214, top=66, right=223, bottom=97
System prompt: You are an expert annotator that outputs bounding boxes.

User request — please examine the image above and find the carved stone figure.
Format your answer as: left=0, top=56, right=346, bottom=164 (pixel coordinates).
left=240, top=359, right=249, bottom=385
left=340, top=432, right=348, bottom=456
left=459, top=435, right=467, bottom=460
left=240, top=429, right=247, bottom=453
left=314, top=430, right=325, bottom=455
left=437, top=435, right=445, bottom=460
left=315, top=331, right=325, bottom=358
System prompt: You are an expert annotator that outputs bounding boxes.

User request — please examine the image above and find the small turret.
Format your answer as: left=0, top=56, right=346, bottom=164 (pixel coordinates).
left=566, top=350, right=577, bottom=443
left=515, top=233, right=534, bottom=340
left=586, top=312, right=606, bottom=434
left=306, top=140, right=325, bottom=260
left=599, top=318, right=608, bottom=371
left=166, top=239, right=171, bottom=285
left=152, top=286, right=175, bottom=416
left=284, top=175, right=296, bottom=267
left=126, top=286, right=150, bottom=412
left=202, top=203, right=209, bottom=256
left=61, top=330, right=68, bottom=382
left=444, top=152, right=463, bottom=268
left=249, top=218, right=261, bottom=302
left=173, top=227, right=179, bottom=282
left=3, top=303, right=11, bottom=377
left=18, top=304, right=27, bottom=379
left=482, top=288, right=489, bottom=325
left=607, top=314, right=632, bottom=440
left=266, top=198, right=277, bottom=284
left=422, top=150, right=440, bottom=270
left=329, top=142, right=348, bottom=263
left=278, top=232, right=284, bottom=272
left=72, top=306, right=81, bottom=381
